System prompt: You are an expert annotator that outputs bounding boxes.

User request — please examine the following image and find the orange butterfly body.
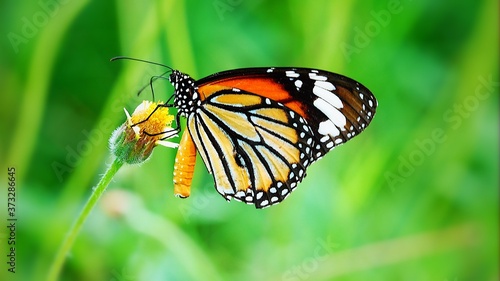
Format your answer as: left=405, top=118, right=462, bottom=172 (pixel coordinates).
left=165, top=67, right=377, bottom=208
left=173, top=131, right=196, bottom=198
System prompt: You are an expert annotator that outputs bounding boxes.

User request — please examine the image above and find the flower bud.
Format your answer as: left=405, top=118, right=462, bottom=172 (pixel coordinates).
left=109, top=101, right=177, bottom=164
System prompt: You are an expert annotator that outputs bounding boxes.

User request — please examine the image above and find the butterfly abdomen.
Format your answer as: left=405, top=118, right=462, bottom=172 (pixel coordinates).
left=173, top=130, right=197, bottom=198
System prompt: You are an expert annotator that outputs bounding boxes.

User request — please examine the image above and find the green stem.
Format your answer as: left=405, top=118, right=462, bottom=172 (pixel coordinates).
left=47, top=158, right=124, bottom=281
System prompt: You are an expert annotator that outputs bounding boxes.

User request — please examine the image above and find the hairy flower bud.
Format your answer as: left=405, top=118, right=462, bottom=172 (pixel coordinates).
left=109, top=101, right=177, bottom=164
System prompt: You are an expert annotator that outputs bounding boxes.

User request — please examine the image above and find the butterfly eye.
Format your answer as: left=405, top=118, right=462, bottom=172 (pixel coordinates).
left=169, top=71, right=178, bottom=85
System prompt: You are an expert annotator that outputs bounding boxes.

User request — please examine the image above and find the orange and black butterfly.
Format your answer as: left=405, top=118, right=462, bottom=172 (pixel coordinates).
left=116, top=58, right=377, bottom=208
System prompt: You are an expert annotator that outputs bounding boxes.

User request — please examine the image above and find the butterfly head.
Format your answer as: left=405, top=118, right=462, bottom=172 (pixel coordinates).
left=169, top=70, right=198, bottom=117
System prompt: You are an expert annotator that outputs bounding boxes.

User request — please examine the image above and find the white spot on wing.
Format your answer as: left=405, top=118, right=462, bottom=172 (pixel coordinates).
left=313, top=86, right=343, bottom=108
left=320, top=135, right=330, bottom=143
left=309, top=73, right=327, bottom=81
left=286, top=70, right=300, bottom=78
left=314, top=80, right=336, bottom=90
left=318, top=120, right=340, bottom=137
left=314, top=98, right=347, bottom=131
left=256, top=191, right=264, bottom=200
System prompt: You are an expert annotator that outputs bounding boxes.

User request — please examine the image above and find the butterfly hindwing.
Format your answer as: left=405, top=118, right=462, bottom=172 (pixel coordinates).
left=186, top=90, right=316, bottom=208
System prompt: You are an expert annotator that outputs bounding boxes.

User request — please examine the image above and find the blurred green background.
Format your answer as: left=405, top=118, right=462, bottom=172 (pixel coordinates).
left=1, top=0, right=498, bottom=280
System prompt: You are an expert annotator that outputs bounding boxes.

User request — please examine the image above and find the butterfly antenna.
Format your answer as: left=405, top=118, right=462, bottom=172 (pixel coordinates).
left=110, top=56, right=174, bottom=71
left=111, top=56, right=175, bottom=100
left=135, top=70, right=172, bottom=99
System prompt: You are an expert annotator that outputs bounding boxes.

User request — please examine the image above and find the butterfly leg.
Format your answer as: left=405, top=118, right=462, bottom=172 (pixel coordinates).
left=136, top=104, right=181, bottom=139
left=131, top=69, right=172, bottom=100
left=132, top=103, right=168, bottom=127
left=173, top=130, right=197, bottom=198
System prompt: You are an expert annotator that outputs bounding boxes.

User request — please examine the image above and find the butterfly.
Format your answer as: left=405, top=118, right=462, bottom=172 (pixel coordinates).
left=114, top=58, right=377, bottom=208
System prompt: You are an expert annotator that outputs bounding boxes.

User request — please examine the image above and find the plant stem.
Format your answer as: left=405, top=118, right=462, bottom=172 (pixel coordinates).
left=47, top=158, right=124, bottom=281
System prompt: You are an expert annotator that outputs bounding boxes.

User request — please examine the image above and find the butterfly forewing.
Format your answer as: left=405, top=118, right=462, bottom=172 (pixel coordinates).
left=195, top=68, right=377, bottom=160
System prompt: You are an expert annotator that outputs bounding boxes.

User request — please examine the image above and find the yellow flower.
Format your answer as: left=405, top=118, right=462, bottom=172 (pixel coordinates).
left=109, top=101, right=178, bottom=164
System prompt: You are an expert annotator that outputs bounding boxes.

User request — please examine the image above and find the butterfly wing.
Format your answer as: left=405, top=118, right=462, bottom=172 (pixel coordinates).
left=186, top=90, right=316, bottom=208
left=182, top=67, right=376, bottom=208
left=195, top=68, right=377, bottom=160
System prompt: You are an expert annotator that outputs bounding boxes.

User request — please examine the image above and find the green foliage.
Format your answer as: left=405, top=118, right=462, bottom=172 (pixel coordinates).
left=1, top=0, right=498, bottom=280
